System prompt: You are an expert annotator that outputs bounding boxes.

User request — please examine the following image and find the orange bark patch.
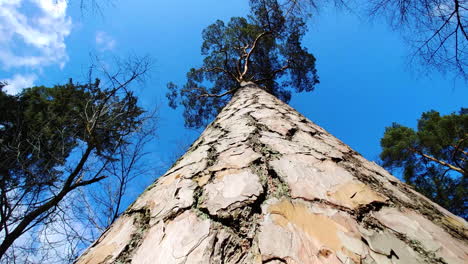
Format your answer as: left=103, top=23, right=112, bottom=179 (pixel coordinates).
left=194, top=174, right=211, bottom=186
left=159, top=173, right=179, bottom=186
left=214, top=168, right=242, bottom=180
left=268, top=200, right=348, bottom=252
left=328, top=182, right=387, bottom=209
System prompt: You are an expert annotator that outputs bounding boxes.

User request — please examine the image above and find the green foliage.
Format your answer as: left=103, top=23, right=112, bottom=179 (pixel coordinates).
left=380, top=124, right=418, bottom=168
left=2, top=82, right=85, bottom=189
left=0, top=79, right=143, bottom=197
left=380, top=109, right=467, bottom=218
left=0, top=56, right=152, bottom=260
left=167, top=0, right=319, bottom=128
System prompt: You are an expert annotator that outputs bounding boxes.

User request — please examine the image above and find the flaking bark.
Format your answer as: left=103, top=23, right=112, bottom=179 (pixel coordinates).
left=76, top=82, right=467, bottom=264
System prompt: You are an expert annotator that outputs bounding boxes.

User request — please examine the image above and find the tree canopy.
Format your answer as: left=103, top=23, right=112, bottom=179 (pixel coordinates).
left=380, top=109, right=467, bottom=218
left=1, top=80, right=142, bottom=193
left=0, top=57, right=150, bottom=259
left=167, top=0, right=319, bottom=128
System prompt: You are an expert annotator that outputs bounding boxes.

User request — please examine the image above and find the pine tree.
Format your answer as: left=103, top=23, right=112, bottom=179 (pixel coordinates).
left=77, top=1, right=468, bottom=263
left=380, top=109, right=467, bottom=219
left=77, top=81, right=467, bottom=263
left=166, top=0, right=318, bottom=129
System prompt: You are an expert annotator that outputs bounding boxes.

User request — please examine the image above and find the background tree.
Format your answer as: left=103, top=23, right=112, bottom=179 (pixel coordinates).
left=380, top=108, right=467, bottom=218
left=167, top=0, right=319, bottom=128
left=0, top=56, right=155, bottom=261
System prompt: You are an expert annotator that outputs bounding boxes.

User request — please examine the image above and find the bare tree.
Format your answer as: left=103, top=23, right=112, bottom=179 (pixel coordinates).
left=81, top=109, right=158, bottom=230
left=287, top=0, right=467, bottom=79
left=14, top=109, right=159, bottom=263
left=366, top=0, right=467, bottom=78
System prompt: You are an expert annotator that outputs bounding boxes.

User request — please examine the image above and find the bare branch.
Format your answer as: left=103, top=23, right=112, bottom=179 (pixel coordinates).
left=409, top=147, right=465, bottom=174
left=241, top=31, right=270, bottom=78
left=201, top=67, right=240, bottom=82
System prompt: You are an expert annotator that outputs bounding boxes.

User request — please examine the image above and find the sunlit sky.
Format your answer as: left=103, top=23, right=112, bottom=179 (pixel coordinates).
left=1, top=0, right=466, bottom=197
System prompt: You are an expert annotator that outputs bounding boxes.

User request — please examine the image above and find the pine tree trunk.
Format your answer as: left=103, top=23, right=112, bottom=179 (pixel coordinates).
left=76, top=82, right=467, bottom=264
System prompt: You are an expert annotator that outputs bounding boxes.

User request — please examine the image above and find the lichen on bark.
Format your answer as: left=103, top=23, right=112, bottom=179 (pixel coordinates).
left=76, top=82, right=467, bottom=264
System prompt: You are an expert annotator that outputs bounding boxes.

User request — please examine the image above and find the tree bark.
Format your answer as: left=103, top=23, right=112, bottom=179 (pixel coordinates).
left=76, top=82, right=467, bottom=264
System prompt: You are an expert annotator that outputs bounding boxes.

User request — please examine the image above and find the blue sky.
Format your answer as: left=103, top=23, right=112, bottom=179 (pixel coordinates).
left=1, top=0, right=467, bottom=181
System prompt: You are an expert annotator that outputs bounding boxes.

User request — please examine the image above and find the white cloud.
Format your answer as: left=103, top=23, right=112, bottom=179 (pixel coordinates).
left=0, top=0, right=72, bottom=69
left=95, top=31, right=116, bottom=51
left=3, top=73, right=37, bottom=94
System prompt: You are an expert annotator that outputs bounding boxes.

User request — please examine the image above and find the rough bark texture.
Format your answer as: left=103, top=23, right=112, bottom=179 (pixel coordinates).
left=76, top=82, right=468, bottom=264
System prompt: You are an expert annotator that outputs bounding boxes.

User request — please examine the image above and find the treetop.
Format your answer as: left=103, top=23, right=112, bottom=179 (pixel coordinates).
left=167, top=0, right=319, bottom=128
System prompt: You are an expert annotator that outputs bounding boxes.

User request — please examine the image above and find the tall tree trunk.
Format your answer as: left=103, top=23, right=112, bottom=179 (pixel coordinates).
left=76, top=82, right=467, bottom=264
